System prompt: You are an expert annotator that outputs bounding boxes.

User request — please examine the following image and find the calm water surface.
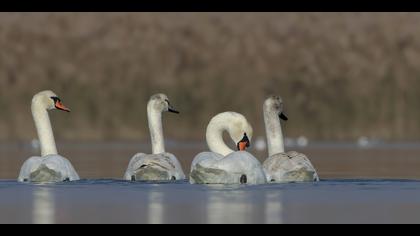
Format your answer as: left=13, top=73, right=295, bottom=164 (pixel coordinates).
left=0, top=179, right=420, bottom=224
left=1, top=142, right=420, bottom=223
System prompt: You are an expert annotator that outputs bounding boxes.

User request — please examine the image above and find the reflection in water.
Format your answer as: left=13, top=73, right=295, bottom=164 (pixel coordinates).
left=32, top=187, right=55, bottom=224
left=264, top=192, right=283, bottom=224
left=148, top=189, right=165, bottom=224
left=3, top=180, right=418, bottom=224
left=206, top=190, right=255, bottom=224
left=204, top=186, right=285, bottom=224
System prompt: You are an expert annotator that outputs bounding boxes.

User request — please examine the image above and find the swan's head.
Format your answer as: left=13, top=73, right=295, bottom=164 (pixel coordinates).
left=264, top=95, right=288, bottom=121
left=149, top=93, right=179, bottom=114
left=224, top=112, right=253, bottom=151
left=32, top=90, right=71, bottom=112
left=231, top=122, right=253, bottom=151
left=206, top=112, right=254, bottom=155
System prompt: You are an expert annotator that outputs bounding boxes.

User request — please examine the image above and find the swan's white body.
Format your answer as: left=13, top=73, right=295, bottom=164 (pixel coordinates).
left=18, top=91, right=79, bottom=183
left=190, top=112, right=267, bottom=185
left=124, top=94, right=185, bottom=181
left=124, top=152, right=184, bottom=181
left=262, top=96, right=319, bottom=182
left=18, top=155, right=79, bottom=182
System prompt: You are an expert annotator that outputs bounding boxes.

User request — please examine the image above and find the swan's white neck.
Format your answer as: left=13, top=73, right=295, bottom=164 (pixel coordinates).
left=147, top=102, right=165, bottom=154
left=206, top=113, right=238, bottom=157
left=32, top=101, right=58, bottom=157
left=263, top=105, right=285, bottom=156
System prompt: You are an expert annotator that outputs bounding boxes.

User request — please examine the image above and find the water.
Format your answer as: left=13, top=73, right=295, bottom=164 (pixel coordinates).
left=2, top=142, right=420, bottom=223
left=3, top=141, right=420, bottom=179
left=0, top=179, right=420, bottom=224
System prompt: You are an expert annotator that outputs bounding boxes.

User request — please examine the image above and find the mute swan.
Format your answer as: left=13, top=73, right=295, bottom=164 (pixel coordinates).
left=18, top=90, right=80, bottom=183
left=124, top=94, right=185, bottom=181
left=262, top=96, right=319, bottom=182
left=190, top=112, right=267, bottom=185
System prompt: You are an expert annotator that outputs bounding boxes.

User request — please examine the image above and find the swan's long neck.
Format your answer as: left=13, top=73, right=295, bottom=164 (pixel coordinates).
left=264, top=106, right=285, bottom=156
left=206, top=114, right=236, bottom=157
left=32, top=102, right=58, bottom=157
left=148, top=103, right=165, bottom=154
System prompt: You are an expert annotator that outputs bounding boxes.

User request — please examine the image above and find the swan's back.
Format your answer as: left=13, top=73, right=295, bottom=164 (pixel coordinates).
left=18, top=155, right=80, bottom=183
left=124, top=152, right=185, bottom=181
left=190, top=152, right=224, bottom=169
left=190, top=151, right=267, bottom=185
left=263, top=151, right=319, bottom=182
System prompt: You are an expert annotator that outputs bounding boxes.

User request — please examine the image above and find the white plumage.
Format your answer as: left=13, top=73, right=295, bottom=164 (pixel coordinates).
left=190, top=112, right=266, bottom=185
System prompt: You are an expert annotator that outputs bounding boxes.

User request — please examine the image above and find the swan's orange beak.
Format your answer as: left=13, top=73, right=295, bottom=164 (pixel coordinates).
left=55, top=100, right=71, bottom=112
left=237, top=133, right=250, bottom=151
left=238, top=141, right=249, bottom=151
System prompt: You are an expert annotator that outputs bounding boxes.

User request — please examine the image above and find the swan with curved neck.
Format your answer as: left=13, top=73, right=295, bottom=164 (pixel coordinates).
left=262, top=96, right=319, bottom=182
left=206, top=112, right=251, bottom=156
left=18, top=90, right=80, bottom=183
left=124, top=94, right=185, bottom=181
left=190, top=112, right=266, bottom=185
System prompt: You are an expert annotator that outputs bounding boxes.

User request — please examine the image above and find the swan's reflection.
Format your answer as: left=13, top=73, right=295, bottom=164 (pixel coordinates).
left=206, top=188, right=255, bottom=224
left=32, top=187, right=55, bottom=224
left=264, top=192, right=283, bottom=224
left=147, top=188, right=165, bottom=224
left=205, top=186, right=284, bottom=224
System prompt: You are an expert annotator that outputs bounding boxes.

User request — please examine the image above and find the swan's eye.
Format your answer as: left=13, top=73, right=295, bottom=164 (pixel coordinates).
left=51, top=97, right=61, bottom=103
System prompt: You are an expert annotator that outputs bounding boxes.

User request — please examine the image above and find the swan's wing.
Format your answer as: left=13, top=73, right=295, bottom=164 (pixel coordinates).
left=191, top=152, right=223, bottom=169
left=218, top=151, right=263, bottom=171
left=18, top=156, right=43, bottom=182
left=42, top=155, right=80, bottom=181
left=263, top=151, right=319, bottom=182
left=125, top=153, right=185, bottom=181
left=57, top=156, right=80, bottom=181
left=263, top=153, right=290, bottom=172
left=286, top=151, right=319, bottom=181
left=189, top=152, right=226, bottom=184
left=124, top=153, right=147, bottom=180
left=190, top=151, right=266, bottom=185
left=218, top=151, right=267, bottom=184
left=162, top=152, right=186, bottom=179
left=18, top=155, right=80, bottom=182
left=263, top=153, right=292, bottom=182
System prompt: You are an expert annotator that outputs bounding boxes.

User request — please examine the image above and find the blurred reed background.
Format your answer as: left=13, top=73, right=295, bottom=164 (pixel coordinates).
left=0, top=13, right=420, bottom=141
left=1, top=12, right=420, bottom=143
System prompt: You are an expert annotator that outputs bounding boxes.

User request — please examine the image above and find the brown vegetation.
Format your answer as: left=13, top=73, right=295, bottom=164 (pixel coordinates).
left=0, top=12, right=419, bottom=142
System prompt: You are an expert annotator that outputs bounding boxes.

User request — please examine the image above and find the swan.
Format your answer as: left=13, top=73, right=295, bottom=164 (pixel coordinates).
left=262, top=96, right=319, bottom=183
left=124, top=94, right=185, bottom=181
left=18, top=90, right=80, bottom=183
left=190, top=112, right=267, bottom=185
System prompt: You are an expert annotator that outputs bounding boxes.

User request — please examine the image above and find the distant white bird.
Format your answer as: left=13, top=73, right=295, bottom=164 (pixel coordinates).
left=297, top=136, right=309, bottom=147
left=18, top=90, right=80, bottom=183
left=189, top=112, right=267, bottom=185
left=124, top=94, right=185, bottom=181
left=255, top=136, right=267, bottom=151
left=31, top=139, right=40, bottom=152
left=357, top=136, right=370, bottom=148
left=262, top=96, right=319, bottom=183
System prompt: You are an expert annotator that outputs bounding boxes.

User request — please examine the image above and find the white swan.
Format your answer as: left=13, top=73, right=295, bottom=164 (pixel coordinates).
left=124, top=94, right=185, bottom=181
left=262, top=96, right=319, bottom=182
left=190, top=112, right=267, bottom=185
left=18, top=90, right=80, bottom=183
